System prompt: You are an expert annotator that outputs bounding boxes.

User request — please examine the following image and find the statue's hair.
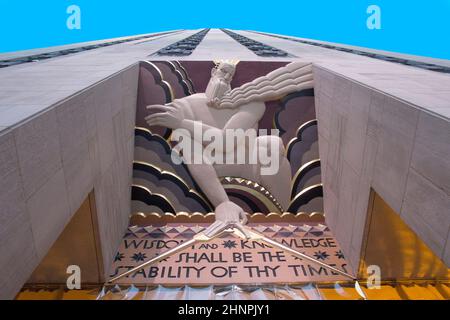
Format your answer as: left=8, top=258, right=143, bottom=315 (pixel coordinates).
left=219, top=62, right=236, bottom=78
left=218, top=61, right=314, bottom=109
left=213, top=59, right=239, bottom=81
left=212, top=62, right=236, bottom=83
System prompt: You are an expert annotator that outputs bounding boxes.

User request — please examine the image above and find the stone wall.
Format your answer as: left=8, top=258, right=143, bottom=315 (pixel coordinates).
left=314, top=65, right=450, bottom=273
left=0, top=64, right=138, bottom=299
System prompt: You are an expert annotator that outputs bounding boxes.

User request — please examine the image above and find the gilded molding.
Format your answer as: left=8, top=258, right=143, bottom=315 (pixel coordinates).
left=133, top=160, right=212, bottom=211
left=291, top=159, right=321, bottom=199
left=220, top=176, right=284, bottom=213
left=286, top=119, right=318, bottom=160
left=131, top=184, right=176, bottom=213
left=129, top=211, right=325, bottom=225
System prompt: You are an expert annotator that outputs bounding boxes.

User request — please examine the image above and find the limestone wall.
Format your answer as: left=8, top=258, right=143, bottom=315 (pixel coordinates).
left=314, top=65, right=450, bottom=273
left=0, top=64, right=138, bottom=299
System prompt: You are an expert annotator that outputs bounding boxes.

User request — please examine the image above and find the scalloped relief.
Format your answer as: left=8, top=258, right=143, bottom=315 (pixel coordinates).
left=129, top=211, right=325, bottom=225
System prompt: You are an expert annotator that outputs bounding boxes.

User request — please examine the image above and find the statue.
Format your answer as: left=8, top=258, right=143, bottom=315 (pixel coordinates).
left=110, top=64, right=359, bottom=285
left=145, top=61, right=314, bottom=238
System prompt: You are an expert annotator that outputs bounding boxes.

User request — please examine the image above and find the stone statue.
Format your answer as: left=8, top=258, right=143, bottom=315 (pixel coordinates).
left=146, top=61, right=314, bottom=238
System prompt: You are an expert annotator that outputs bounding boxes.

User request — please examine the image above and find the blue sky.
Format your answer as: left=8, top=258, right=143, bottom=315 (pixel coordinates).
left=1, top=0, right=449, bottom=59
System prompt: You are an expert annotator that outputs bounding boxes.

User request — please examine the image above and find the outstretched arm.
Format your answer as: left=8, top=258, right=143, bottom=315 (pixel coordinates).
left=145, top=101, right=258, bottom=239
left=146, top=100, right=265, bottom=153
left=217, top=62, right=314, bottom=109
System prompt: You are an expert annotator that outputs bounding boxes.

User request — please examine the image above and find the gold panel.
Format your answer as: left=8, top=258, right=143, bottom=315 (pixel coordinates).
left=16, top=287, right=102, bottom=300
left=359, top=191, right=450, bottom=281
left=16, top=283, right=450, bottom=300
left=26, top=192, right=104, bottom=285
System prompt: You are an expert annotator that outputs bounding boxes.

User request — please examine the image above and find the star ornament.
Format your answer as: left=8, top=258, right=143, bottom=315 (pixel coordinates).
left=335, top=250, right=345, bottom=260
left=114, top=252, right=125, bottom=262
left=313, top=251, right=330, bottom=261
left=131, top=252, right=147, bottom=262
left=222, top=240, right=237, bottom=249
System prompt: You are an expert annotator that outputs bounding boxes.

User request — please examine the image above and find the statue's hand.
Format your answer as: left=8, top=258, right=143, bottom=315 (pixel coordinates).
left=206, top=97, right=220, bottom=108
left=204, top=201, right=251, bottom=239
left=217, top=101, right=233, bottom=109
left=145, top=103, right=183, bottom=129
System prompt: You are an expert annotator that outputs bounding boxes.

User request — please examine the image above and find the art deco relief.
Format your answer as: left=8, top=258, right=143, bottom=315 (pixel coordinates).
left=132, top=61, right=322, bottom=220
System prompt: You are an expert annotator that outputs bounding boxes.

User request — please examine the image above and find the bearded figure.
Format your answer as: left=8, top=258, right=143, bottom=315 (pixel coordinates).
left=146, top=61, right=314, bottom=237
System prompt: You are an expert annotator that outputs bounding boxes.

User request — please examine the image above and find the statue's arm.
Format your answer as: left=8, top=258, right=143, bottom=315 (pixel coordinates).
left=179, top=102, right=265, bottom=153
left=218, top=62, right=314, bottom=109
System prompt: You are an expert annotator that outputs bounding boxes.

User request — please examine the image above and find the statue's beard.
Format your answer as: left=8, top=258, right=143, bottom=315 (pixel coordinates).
left=205, top=77, right=230, bottom=101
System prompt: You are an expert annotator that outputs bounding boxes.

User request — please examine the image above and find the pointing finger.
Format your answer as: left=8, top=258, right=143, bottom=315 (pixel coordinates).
left=146, top=105, right=172, bottom=113
left=147, top=118, right=167, bottom=127
left=167, top=102, right=181, bottom=110
left=145, top=113, right=167, bottom=121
